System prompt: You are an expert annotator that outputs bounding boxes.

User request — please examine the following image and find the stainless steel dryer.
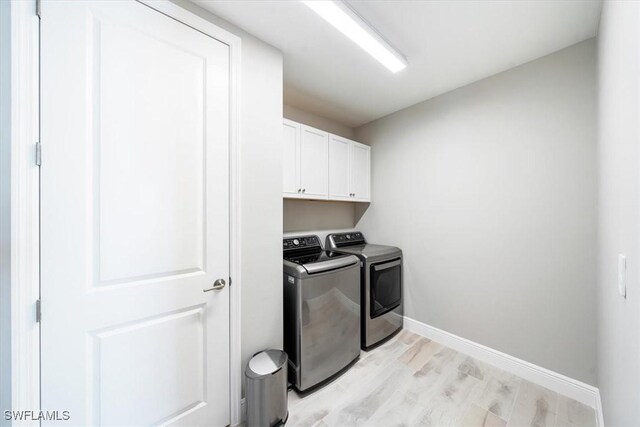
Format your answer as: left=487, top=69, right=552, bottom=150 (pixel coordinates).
left=326, top=232, right=403, bottom=350
left=283, top=235, right=361, bottom=392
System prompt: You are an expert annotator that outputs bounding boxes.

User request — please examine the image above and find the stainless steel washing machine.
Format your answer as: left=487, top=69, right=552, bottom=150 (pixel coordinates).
left=283, top=235, right=361, bottom=392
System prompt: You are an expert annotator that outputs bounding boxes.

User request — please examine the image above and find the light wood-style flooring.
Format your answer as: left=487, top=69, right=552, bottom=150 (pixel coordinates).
left=287, top=330, right=596, bottom=427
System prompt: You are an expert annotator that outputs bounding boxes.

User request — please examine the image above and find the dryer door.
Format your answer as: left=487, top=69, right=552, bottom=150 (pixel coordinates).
left=370, top=258, right=402, bottom=318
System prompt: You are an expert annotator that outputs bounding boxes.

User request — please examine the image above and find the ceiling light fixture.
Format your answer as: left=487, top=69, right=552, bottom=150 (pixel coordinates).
left=302, top=0, right=407, bottom=73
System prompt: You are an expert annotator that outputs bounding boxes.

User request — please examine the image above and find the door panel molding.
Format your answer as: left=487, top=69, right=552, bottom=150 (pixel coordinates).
left=89, top=305, right=208, bottom=426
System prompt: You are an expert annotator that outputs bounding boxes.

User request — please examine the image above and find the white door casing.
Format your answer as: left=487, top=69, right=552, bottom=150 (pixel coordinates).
left=1, top=0, right=41, bottom=421
left=299, top=125, right=329, bottom=199
left=40, top=1, right=231, bottom=425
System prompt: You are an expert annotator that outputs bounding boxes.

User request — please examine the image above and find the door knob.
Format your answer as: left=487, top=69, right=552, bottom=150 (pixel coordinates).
left=204, top=278, right=226, bottom=292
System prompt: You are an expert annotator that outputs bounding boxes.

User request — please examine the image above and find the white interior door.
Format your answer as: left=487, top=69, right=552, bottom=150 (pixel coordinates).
left=40, top=1, right=230, bottom=425
left=328, top=135, right=351, bottom=200
left=282, top=120, right=300, bottom=197
left=299, top=125, right=329, bottom=199
left=350, top=142, right=371, bottom=201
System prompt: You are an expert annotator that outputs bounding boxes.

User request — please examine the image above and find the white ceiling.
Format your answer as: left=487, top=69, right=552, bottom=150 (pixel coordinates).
left=194, top=0, right=602, bottom=128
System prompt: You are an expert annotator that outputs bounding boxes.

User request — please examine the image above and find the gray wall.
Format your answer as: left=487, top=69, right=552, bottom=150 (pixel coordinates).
left=597, top=1, right=640, bottom=424
left=172, top=0, right=284, bottom=387
left=355, top=40, right=597, bottom=384
left=284, top=199, right=355, bottom=232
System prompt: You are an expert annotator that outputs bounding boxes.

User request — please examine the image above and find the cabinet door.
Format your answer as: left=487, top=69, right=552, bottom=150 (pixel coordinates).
left=350, top=142, right=370, bottom=202
left=299, top=125, right=329, bottom=199
left=329, top=135, right=351, bottom=200
left=282, top=120, right=300, bottom=197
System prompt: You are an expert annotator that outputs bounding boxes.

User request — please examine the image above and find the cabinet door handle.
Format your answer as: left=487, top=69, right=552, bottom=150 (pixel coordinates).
left=302, top=188, right=306, bottom=193
left=297, top=188, right=301, bottom=193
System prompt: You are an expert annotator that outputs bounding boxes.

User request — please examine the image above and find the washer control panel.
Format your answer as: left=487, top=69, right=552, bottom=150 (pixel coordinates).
left=283, top=235, right=320, bottom=251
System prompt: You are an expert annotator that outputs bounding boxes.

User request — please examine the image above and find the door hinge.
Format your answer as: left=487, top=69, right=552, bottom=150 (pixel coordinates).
left=36, top=299, right=41, bottom=323
left=36, top=0, right=41, bottom=19
left=35, top=142, right=41, bottom=166
left=229, top=277, right=232, bottom=286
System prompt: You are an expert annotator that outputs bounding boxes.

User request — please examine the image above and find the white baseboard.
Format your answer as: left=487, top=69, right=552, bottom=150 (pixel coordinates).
left=230, top=398, right=246, bottom=426
left=403, top=316, right=602, bottom=419
left=239, top=397, right=246, bottom=425
left=596, top=390, right=605, bottom=427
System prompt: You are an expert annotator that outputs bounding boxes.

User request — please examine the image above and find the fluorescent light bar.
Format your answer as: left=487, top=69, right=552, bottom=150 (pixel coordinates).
left=302, top=0, right=407, bottom=73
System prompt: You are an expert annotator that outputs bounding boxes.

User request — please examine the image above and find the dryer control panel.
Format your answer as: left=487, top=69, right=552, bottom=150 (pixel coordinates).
left=327, top=232, right=366, bottom=248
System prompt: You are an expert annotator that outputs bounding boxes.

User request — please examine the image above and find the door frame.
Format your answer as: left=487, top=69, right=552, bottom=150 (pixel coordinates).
left=1, top=1, right=244, bottom=425
left=0, top=0, right=40, bottom=423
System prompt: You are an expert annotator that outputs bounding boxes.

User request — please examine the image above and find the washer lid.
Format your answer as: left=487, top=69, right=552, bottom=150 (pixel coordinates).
left=283, top=252, right=359, bottom=276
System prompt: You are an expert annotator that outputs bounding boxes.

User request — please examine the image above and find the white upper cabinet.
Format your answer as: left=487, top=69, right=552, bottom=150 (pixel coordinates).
left=329, top=135, right=351, bottom=200
left=350, top=141, right=371, bottom=202
left=282, top=119, right=300, bottom=197
left=283, top=119, right=370, bottom=202
left=328, top=135, right=371, bottom=202
left=299, top=125, right=329, bottom=198
left=282, top=120, right=329, bottom=200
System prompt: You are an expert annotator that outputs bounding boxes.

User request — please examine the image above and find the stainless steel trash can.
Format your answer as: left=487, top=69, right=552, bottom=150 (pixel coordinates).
left=245, top=349, right=288, bottom=427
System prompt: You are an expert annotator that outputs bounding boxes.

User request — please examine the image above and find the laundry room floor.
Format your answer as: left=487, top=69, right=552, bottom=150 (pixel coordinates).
left=286, top=330, right=596, bottom=427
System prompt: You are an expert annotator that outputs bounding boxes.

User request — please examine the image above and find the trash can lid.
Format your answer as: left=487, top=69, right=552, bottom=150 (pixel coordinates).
left=247, top=350, right=287, bottom=377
